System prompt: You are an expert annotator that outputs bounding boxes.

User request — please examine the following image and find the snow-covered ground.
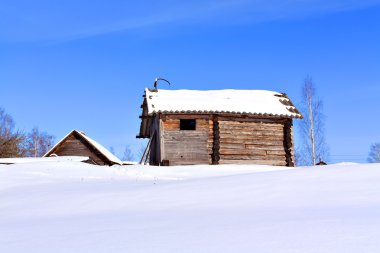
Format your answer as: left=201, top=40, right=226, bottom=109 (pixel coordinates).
left=1, top=161, right=380, bottom=253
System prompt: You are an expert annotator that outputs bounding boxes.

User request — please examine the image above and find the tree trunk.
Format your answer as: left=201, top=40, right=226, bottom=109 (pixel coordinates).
left=308, top=96, right=316, bottom=165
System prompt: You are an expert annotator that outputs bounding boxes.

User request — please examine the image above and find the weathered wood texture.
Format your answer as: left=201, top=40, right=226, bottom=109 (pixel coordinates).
left=48, top=133, right=111, bottom=165
left=218, top=119, right=288, bottom=166
left=161, top=117, right=213, bottom=165
left=212, top=116, right=220, bottom=164
left=284, top=119, right=295, bottom=166
left=150, top=114, right=295, bottom=166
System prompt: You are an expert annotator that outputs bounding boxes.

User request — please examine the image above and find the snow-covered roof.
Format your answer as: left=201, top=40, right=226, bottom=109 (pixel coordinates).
left=138, top=88, right=302, bottom=138
left=78, top=132, right=122, bottom=165
left=144, top=88, right=301, bottom=118
left=44, top=130, right=122, bottom=165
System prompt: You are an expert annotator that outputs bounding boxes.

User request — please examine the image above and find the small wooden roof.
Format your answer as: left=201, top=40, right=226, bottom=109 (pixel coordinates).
left=44, top=130, right=122, bottom=165
left=138, top=88, right=302, bottom=138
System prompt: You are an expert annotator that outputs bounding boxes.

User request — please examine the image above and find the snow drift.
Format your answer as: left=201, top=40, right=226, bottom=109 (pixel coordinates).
left=1, top=161, right=380, bottom=253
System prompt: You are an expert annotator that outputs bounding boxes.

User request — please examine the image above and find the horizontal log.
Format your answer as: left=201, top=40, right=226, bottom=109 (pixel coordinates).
left=218, top=127, right=284, bottom=133
left=219, top=128, right=283, bottom=134
left=165, top=155, right=209, bottom=160
left=219, top=159, right=287, bottom=166
left=164, top=158, right=210, bottom=162
left=220, top=143, right=285, bottom=152
left=219, top=154, right=285, bottom=159
left=168, top=161, right=210, bottom=165
left=245, top=145, right=285, bottom=151
left=219, top=131, right=284, bottom=137
left=266, top=150, right=287, bottom=155
left=219, top=132, right=284, bottom=138
left=219, top=127, right=284, bottom=133
left=219, top=135, right=284, bottom=141
left=219, top=149, right=265, bottom=155
left=219, top=139, right=284, bottom=146
left=219, top=118, right=286, bottom=123
left=219, top=123, right=284, bottom=129
left=219, top=149, right=286, bottom=156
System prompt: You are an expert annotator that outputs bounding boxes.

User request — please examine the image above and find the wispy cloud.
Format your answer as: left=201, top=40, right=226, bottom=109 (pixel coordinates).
left=1, top=0, right=380, bottom=42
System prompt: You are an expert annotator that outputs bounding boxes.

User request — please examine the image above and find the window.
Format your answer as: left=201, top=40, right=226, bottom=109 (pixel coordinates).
left=180, top=119, right=196, bottom=130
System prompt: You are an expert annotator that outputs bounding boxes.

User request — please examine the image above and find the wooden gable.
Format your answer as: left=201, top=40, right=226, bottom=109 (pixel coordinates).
left=44, top=130, right=121, bottom=166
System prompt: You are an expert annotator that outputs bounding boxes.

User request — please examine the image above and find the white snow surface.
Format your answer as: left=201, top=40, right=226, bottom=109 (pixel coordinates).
left=145, top=88, right=300, bottom=117
left=1, top=161, right=380, bottom=253
left=0, top=156, right=88, bottom=164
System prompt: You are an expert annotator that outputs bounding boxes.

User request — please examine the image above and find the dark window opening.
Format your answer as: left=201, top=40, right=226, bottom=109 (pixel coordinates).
left=180, top=119, right=196, bottom=130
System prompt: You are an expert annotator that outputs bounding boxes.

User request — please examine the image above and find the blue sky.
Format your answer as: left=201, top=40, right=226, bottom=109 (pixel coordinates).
left=1, top=0, right=379, bottom=162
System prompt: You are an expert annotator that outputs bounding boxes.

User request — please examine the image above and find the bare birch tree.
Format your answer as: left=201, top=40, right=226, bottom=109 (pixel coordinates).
left=25, top=127, right=55, bottom=157
left=367, top=143, right=380, bottom=163
left=297, top=76, right=329, bottom=166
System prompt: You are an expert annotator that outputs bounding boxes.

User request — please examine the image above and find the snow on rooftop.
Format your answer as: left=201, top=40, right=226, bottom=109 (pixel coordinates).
left=145, top=88, right=301, bottom=118
left=78, top=132, right=122, bottom=165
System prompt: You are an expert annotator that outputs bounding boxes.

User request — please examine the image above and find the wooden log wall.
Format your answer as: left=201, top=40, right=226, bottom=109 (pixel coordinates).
left=157, top=114, right=295, bottom=166
left=161, top=115, right=213, bottom=165
left=217, top=118, right=288, bottom=166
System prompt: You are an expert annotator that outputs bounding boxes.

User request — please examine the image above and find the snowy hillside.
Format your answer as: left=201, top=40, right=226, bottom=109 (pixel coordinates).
left=1, top=161, right=380, bottom=253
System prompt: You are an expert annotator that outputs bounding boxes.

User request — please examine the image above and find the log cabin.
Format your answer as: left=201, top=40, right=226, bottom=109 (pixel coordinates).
left=44, top=130, right=122, bottom=166
left=137, top=88, right=302, bottom=166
